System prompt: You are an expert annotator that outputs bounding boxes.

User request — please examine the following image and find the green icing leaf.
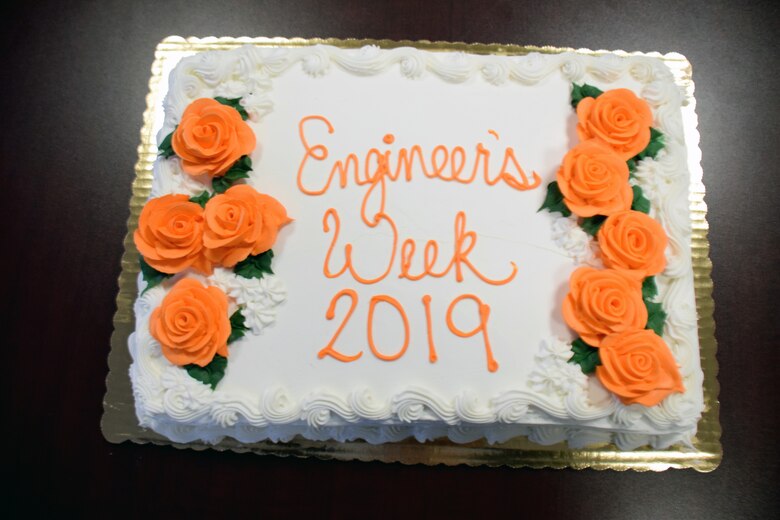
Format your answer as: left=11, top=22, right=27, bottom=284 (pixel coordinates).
left=570, top=83, right=604, bottom=109
left=139, top=256, right=173, bottom=294
left=234, top=249, right=274, bottom=279
left=185, top=354, right=228, bottom=390
left=634, top=127, right=665, bottom=161
left=538, top=181, right=572, bottom=217
left=212, top=177, right=230, bottom=194
left=645, top=300, right=667, bottom=336
left=569, top=338, right=601, bottom=374
left=642, top=276, right=658, bottom=301
left=631, top=185, right=651, bottom=214
left=212, top=155, right=253, bottom=194
left=228, top=309, right=250, bottom=344
left=158, top=126, right=178, bottom=158
left=627, top=158, right=637, bottom=179
left=581, top=215, right=607, bottom=236
left=232, top=155, right=252, bottom=172
left=214, top=96, right=249, bottom=120
left=189, top=191, right=212, bottom=208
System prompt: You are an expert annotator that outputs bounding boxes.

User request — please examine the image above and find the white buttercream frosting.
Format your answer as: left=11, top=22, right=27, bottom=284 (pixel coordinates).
left=560, top=55, right=587, bottom=82
left=550, top=215, right=598, bottom=265
left=150, top=157, right=208, bottom=198
left=131, top=44, right=704, bottom=448
left=207, top=268, right=286, bottom=334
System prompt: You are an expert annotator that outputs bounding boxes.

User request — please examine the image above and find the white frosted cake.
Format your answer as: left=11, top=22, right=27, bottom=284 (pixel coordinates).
left=128, top=43, right=704, bottom=450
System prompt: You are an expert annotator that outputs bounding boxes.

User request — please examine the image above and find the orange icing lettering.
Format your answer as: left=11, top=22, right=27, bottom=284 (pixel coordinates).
left=449, top=146, right=468, bottom=183
left=497, top=146, right=541, bottom=191
left=317, top=288, right=362, bottom=362
left=393, top=145, right=422, bottom=182
left=481, top=136, right=540, bottom=190
left=431, top=145, right=452, bottom=180
left=296, top=116, right=541, bottom=214
left=449, top=211, right=517, bottom=285
left=422, top=295, right=438, bottom=363
left=398, top=211, right=517, bottom=286
left=469, top=142, right=490, bottom=186
left=322, top=207, right=398, bottom=285
left=399, top=239, right=442, bottom=282
left=483, top=128, right=541, bottom=190
left=322, top=208, right=348, bottom=279
left=446, top=294, right=499, bottom=373
left=361, top=147, right=390, bottom=224
left=367, top=295, right=410, bottom=361
left=317, top=292, right=499, bottom=371
left=304, top=117, right=523, bottom=371
left=297, top=115, right=345, bottom=196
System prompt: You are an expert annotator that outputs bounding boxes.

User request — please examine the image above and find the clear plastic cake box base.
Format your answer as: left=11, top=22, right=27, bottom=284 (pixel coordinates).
left=102, top=36, right=721, bottom=471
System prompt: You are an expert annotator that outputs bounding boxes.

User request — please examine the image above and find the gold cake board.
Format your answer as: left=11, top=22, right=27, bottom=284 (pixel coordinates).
left=102, top=36, right=721, bottom=471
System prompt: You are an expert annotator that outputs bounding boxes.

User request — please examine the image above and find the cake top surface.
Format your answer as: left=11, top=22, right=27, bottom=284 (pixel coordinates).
left=127, top=43, right=705, bottom=450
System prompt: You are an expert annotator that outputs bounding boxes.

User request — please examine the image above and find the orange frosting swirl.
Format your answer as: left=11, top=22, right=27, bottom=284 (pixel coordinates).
left=596, top=329, right=684, bottom=406
left=134, top=194, right=212, bottom=275
left=562, top=267, right=647, bottom=346
left=203, top=185, right=291, bottom=267
left=150, top=278, right=230, bottom=367
left=172, top=98, right=256, bottom=177
left=556, top=140, right=633, bottom=218
left=598, top=210, right=668, bottom=276
left=576, top=89, right=654, bottom=160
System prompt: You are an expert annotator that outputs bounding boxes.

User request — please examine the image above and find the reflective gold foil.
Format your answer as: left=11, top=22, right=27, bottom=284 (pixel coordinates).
left=102, top=37, right=721, bottom=471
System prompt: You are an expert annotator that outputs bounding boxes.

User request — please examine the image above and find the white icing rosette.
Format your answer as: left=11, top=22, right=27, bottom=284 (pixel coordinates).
left=207, top=268, right=287, bottom=335
left=549, top=215, right=598, bottom=265
left=398, top=49, right=426, bottom=79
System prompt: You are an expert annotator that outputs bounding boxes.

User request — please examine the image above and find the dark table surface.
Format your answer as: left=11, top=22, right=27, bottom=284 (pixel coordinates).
left=3, top=0, right=779, bottom=516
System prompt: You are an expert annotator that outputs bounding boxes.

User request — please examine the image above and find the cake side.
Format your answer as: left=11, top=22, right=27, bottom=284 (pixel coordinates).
left=128, top=44, right=704, bottom=450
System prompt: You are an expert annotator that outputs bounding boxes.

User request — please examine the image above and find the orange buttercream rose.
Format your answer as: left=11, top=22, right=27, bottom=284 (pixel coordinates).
left=596, top=329, right=684, bottom=406
left=172, top=98, right=256, bottom=177
left=597, top=210, right=668, bottom=276
left=576, top=89, right=654, bottom=160
left=134, top=194, right=212, bottom=275
left=556, top=140, right=633, bottom=218
left=203, top=184, right=291, bottom=267
left=150, top=279, right=231, bottom=367
left=562, top=267, right=647, bottom=346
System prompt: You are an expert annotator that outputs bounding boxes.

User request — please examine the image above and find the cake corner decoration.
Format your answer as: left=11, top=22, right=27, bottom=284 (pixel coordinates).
left=136, top=96, right=291, bottom=390
left=539, top=82, right=683, bottom=408
left=128, top=45, right=703, bottom=449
